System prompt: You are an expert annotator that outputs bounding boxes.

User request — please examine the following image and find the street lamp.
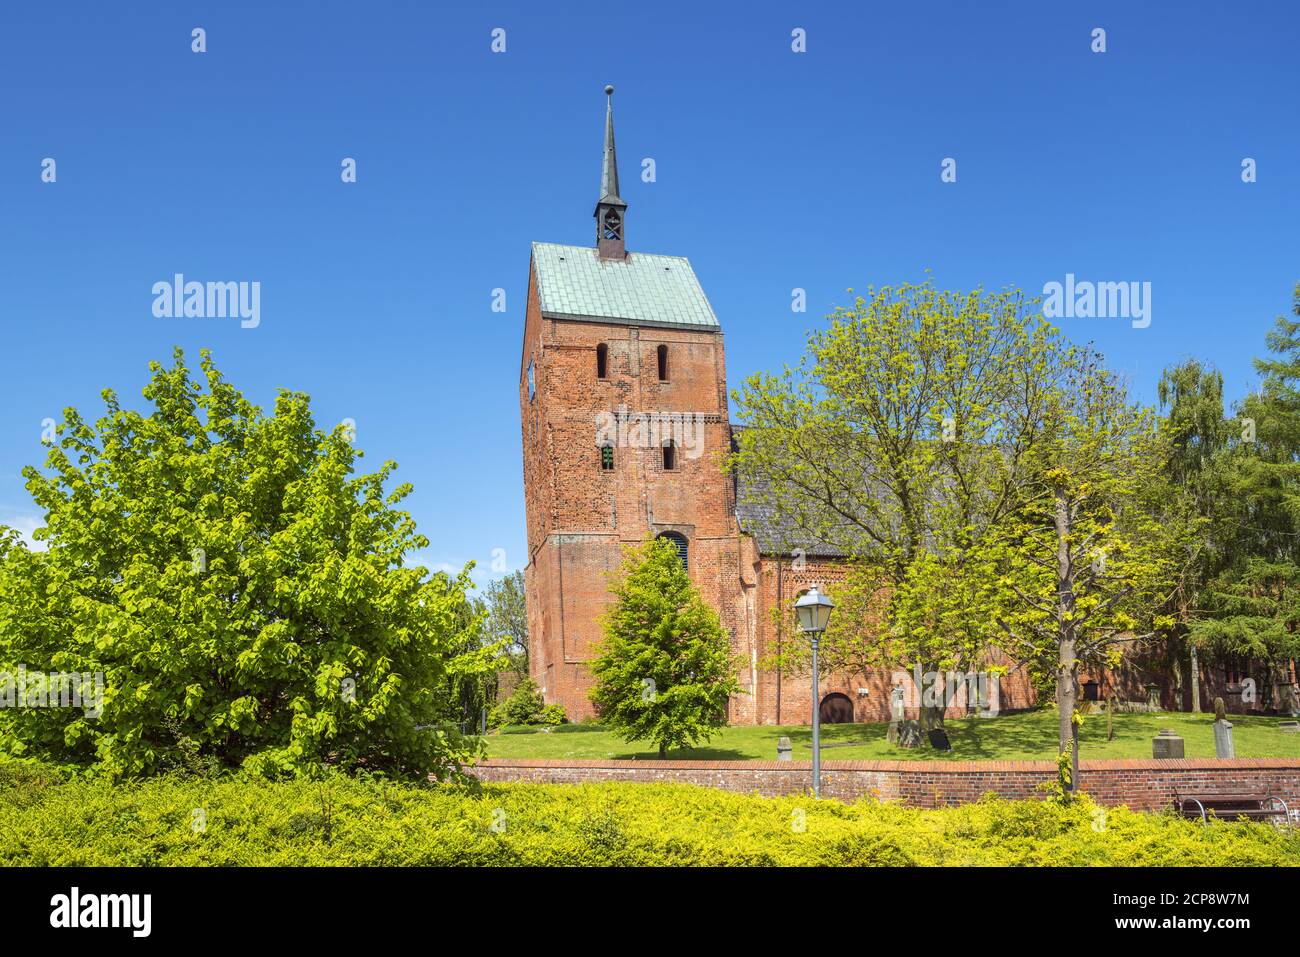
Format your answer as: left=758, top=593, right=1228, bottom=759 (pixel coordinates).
left=794, top=585, right=835, bottom=798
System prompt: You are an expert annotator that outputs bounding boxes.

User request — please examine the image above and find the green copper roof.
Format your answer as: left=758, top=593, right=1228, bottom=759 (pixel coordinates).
left=531, top=242, right=720, bottom=330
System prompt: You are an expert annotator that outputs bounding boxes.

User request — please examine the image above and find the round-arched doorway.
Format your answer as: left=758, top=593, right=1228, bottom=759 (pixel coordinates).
left=819, top=692, right=855, bottom=724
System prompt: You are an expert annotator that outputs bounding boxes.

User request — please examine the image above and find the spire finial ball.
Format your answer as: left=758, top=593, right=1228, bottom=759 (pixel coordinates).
left=604, top=84, right=614, bottom=96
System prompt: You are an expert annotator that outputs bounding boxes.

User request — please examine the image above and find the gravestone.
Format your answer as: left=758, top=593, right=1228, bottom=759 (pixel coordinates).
left=776, top=736, right=793, bottom=761
left=1279, top=721, right=1299, bottom=734
left=927, top=728, right=952, bottom=752
left=1145, top=683, right=1161, bottom=712
left=887, top=686, right=906, bottom=744
left=1152, top=728, right=1184, bottom=759
left=1213, top=718, right=1235, bottom=758
left=977, top=674, right=1000, bottom=718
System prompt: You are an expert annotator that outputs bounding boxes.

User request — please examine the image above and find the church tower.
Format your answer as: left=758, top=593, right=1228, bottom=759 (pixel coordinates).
left=519, top=86, right=756, bottom=721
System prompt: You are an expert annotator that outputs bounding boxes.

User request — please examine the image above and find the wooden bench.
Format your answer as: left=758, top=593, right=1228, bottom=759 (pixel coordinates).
left=1173, top=793, right=1290, bottom=824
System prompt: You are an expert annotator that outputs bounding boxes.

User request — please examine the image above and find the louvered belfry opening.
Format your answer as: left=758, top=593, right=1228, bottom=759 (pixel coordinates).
left=658, top=531, right=688, bottom=570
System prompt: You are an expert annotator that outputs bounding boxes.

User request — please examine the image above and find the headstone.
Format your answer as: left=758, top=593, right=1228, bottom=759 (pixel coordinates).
left=1213, top=718, right=1235, bottom=759
left=927, top=728, right=952, bottom=752
left=1152, top=728, right=1184, bottom=759
left=1145, top=683, right=1161, bottom=712
left=977, top=675, right=1000, bottom=718
left=776, top=736, right=793, bottom=761
left=890, top=686, right=906, bottom=722
left=895, top=719, right=923, bottom=749
left=887, top=686, right=906, bottom=744
left=1279, top=721, right=1300, bottom=734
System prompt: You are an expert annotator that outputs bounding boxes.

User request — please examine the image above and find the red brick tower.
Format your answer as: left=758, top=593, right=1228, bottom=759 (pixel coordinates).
left=519, top=86, right=753, bottom=720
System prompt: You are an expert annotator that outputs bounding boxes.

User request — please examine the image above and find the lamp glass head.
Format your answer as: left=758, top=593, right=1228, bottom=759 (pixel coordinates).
left=794, top=586, right=834, bottom=633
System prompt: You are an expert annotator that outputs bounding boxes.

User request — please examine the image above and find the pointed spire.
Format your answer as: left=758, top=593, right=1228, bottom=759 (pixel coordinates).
left=599, top=84, right=622, bottom=205
left=595, top=85, right=627, bottom=260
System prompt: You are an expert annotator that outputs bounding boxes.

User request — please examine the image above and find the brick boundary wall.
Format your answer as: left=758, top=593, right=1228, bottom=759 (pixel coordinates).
left=467, top=758, right=1300, bottom=811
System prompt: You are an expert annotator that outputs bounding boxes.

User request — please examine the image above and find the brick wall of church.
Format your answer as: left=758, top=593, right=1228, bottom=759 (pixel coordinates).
left=744, top=552, right=1038, bottom=725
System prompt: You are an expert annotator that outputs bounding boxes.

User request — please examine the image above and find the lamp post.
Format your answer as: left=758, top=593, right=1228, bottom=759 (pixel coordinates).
left=794, top=585, right=835, bottom=798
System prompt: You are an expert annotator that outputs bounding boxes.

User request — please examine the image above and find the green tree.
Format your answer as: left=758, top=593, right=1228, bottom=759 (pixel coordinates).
left=731, top=280, right=1065, bottom=727
left=589, top=538, right=740, bottom=757
left=0, top=349, right=499, bottom=779
left=1156, top=358, right=1230, bottom=711
left=1189, top=286, right=1300, bottom=714
left=979, top=350, right=1199, bottom=787
left=483, top=570, right=529, bottom=683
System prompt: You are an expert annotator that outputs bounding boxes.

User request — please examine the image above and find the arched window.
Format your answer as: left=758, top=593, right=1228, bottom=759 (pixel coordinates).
left=658, top=531, right=688, bottom=570
left=656, top=344, right=669, bottom=381
left=661, top=439, right=677, bottom=471
left=596, top=343, right=608, bottom=379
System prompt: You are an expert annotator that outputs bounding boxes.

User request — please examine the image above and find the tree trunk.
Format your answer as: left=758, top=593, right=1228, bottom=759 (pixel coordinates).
left=658, top=743, right=666, bottom=759
left=1054, top=489, right=1080, bottom=792
left=1189, top=641, right=1201, bottom=713
left=920, top=661, right=946, bottom=731
left=1057, top=640, right=1079, bottom=791
left=1171, top=642, right=1184, bottom=711
left=1273, top=659, right=1298, bottom=715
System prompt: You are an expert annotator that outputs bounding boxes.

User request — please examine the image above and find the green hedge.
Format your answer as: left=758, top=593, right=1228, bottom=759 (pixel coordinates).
left=1, top=761, right=1295, bottom=866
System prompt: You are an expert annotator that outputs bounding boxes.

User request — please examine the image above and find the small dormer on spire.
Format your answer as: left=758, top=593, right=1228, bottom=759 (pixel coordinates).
left=595, top=84, right=627, bottom=260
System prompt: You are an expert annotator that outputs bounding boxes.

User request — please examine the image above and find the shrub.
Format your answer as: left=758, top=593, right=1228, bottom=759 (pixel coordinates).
left=489, top=678, right=563, bottom=728
left=1, top=767, right=1295, bottom=867
left=0, top=351, right=497, bottom=780
left=538, top=704, right=567, bottom=725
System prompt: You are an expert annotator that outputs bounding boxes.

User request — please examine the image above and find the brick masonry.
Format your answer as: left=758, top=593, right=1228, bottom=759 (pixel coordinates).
left=469, top=757, right=1300, bottom=811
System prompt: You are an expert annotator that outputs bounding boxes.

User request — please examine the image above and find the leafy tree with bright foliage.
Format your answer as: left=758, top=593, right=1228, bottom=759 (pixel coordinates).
left=976, top=349, right=1201, bottom=786
left=483, top=570, right=529, bottom=684
left=731, top=281, right=1065, bottom=727
left=0, top=349, right=499, bottom=780
left=589, top=537, right=740, bottom=757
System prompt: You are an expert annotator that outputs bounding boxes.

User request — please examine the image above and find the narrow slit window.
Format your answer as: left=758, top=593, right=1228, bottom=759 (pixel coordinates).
left=596, top=343, right=608, bottom=379
left=662, top=440, right=677, bottom=471
left=657, top=344, right=669, bottom=381
left=600, top=444, right=615, bottom=471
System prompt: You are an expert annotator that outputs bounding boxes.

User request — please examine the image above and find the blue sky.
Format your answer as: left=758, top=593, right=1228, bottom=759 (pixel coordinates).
left=1, top=1, right=1297, bottom=585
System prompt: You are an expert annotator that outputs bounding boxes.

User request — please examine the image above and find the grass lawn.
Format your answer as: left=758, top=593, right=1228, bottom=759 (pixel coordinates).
left=485, top=708, right=1300, bottom=762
